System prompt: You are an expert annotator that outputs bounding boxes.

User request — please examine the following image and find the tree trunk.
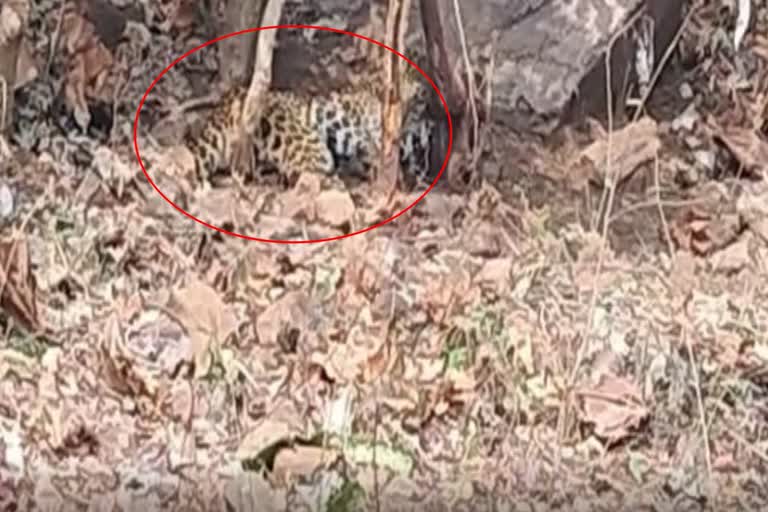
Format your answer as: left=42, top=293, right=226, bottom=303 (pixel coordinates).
left=418, top=0, right=471, bottom=188
left=233, top=0, right=284, bottom=177
left=375, top=0, right=408, bottom=196
left=218, top=0, right=268, bottom=85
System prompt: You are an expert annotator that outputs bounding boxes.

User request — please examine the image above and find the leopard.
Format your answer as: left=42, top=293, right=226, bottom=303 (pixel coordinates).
left=182, top=62, right=436, bottom=190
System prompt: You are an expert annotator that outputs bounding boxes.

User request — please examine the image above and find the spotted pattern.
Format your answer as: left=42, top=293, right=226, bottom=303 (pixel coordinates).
left=184, top=66, right=435, bottom=188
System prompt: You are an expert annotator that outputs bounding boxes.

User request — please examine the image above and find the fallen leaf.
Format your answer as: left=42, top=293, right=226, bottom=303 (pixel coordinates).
left=0, top=0, right=28, bottom=46
left=316, top=189, right=355, bottom=227
left=14, top=39, right=38, bottom=89
left=0, top=238, right=39, bottom=332
left=671, top=206, right=742, bottom=256
left=0, top=348, right=39, bottom=381
left=737, top=181, right=768, bottom=244
left=709, top=234, right=752, bottom=273
left=579, top=117, right=661, bottom=186
left=223, top=470, right=287, bottom=512
left=281, top=173, right=322, bottom=220
left=465, top=221, right=502, bottom=258
left=473, top=257, right=512, bottom=292
left=272, top=445, right=341, bottom=486
left=237, top=401, right=306, bottom=461
left=715, top=125, right=768, bottom=179
left=256, top=291, right=310, bottom=348
left=61, top=4, right=115, bottom=130
left=576, top=374, right=648, bottom=443
left=166, top=278, right=238, bottom=377
left=311, top=320, right=386, bottom=383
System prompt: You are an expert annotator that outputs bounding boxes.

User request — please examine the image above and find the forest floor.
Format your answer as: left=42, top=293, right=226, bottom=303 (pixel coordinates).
left=1, top=0, right=768, bottom=510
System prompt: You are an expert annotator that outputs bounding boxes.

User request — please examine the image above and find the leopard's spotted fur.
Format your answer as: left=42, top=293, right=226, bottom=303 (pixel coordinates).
left=184, top=64, right=435, bottom=188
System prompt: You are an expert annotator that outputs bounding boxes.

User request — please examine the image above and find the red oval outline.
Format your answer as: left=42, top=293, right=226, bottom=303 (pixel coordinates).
left=133, top=24, right=453, bottom=244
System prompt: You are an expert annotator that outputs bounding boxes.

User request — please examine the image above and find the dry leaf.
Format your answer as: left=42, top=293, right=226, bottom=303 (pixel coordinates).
left=0, top=239, right=39, bottom=332
left=61, top=5, right=115, bottom=130
left=709, top=234, right=752, bottom=273
left=670, top=206, right=742, bottom=256
left=579, top=117, right=661, bottom=186
left=737, top=181, right=768, bottom=244
left=312, top=324, right=386, bottom=383
left=156, top=0, right=199, bottom=32
left=14, top=39, right=38, bottom=89
left=0, top=348, right=39, bottom=381
left=473, top=257, right=512, bottom=292
left=316, top=189, right=355, bottom=226
left=166, top=278, right=238, bottom=377
left=282, top=173, right=322, bottom=220
left=237, top=401, right=305, bottom=460
left=256, top=291, right=310, bottom=348
left=465, top=221, right=502, bottom=258
left=668, top=250, right=699, bottom=299
left=191, top=187, right=245, bottom=228
left=272, top=446, right=340, bottom=486
left=0, top=0, right=29, bottom=46
left=715, top=125, right=768, bottom=178
left=577, top=374, right=648, bottom=443
left=223, top=471, right=287, bottom=512
left=360, top=333, right=394, bottom=383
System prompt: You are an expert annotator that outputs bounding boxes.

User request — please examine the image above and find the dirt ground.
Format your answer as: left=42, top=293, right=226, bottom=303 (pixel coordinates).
left=1, top=0, right=768, bottom=511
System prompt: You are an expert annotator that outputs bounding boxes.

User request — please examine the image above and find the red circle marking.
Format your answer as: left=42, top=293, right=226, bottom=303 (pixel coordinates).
left=133, top=24, right=453, bottom=244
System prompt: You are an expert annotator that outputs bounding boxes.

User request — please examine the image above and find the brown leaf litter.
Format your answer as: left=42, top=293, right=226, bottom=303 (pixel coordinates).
left=670, top=182, right=744, bottom=256
left=7, top=0, right=768, bottom=509
left=576, top=373, right=649, bottom=444
left=61, top=1, right=116, bottom=130
left=577, top=117, right=662, bottom=187
left=165, top=278, right=239, bottom=377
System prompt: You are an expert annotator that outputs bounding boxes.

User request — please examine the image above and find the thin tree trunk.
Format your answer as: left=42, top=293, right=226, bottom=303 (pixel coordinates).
left=376, top=0, right=409, bottom=197
left=227, top=0, right=284, bottom=177
left=243, top=0, right=283, bottom=119
left=418, top=0, right=471, bottom=188
left=218, top=0, right=267, bottom=85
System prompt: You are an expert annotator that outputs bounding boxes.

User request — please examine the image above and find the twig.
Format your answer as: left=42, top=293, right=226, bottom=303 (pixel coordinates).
left=566, top=6, right=644, bottom=388
left=556, top=6, right=645, bottom=474
left=0, top=75, right=6, bottom=133
left=726, top=426, right=768, bottom=464
left=681, top=326, right=713, bottom=483
left=592, top=7, right=645, bottom=232
left=654, top=152, right=674, bottom=257
left=608, top=197, right=707, bottom=223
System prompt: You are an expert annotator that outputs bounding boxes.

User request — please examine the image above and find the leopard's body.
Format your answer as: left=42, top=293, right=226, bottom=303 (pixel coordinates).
left=183, top=66, right=435, bottom=188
